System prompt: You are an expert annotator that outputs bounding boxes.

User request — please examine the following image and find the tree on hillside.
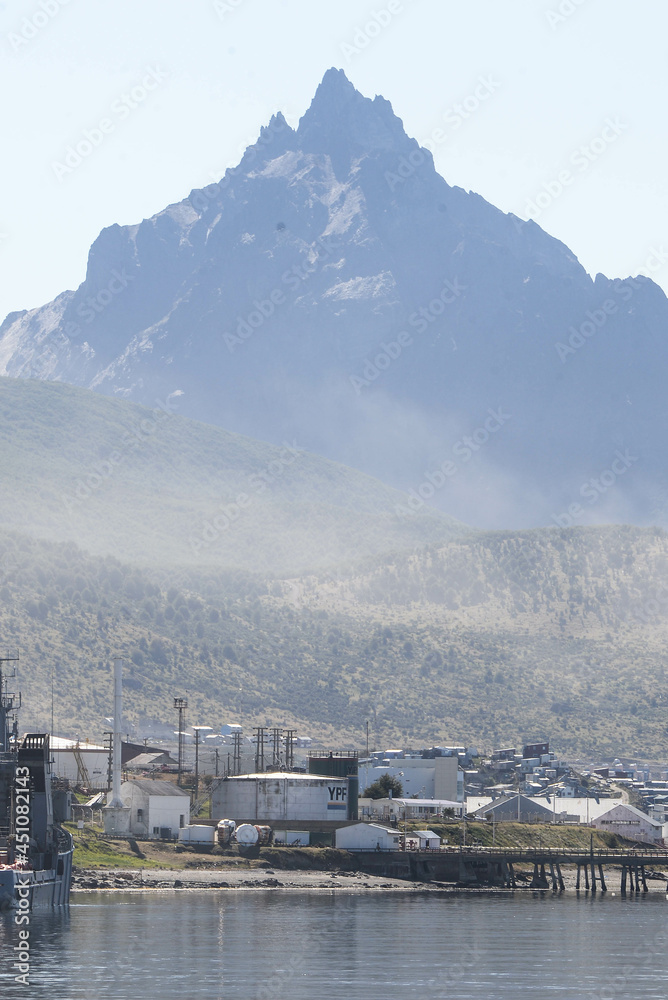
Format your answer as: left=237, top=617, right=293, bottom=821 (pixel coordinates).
left=363, top=773, right=403, bottom=799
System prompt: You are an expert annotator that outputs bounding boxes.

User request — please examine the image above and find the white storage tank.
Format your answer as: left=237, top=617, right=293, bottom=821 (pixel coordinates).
left=211, top=772, right=349, bottom=823
left=235, top=823, right=259, bottom=845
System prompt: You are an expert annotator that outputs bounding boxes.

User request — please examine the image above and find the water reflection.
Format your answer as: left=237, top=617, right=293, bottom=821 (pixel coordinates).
left=0, top=891, right=666, bottom=1000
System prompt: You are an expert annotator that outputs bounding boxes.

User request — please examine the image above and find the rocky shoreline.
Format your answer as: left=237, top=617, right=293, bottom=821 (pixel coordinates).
left=71, top=867, right=432, bottom=892
left=71, top=863, right=668, bottom=894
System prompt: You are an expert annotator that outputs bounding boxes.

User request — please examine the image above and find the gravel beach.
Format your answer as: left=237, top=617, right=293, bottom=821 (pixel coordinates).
left=71, top=863, right=668, bottom=894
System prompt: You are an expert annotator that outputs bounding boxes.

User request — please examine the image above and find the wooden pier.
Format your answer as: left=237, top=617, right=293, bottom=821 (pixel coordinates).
left=351, top=846, right=668, bottom=892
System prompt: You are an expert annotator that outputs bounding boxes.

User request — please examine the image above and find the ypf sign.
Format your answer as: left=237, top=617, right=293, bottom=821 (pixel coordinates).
left=327, top=784, right=348, bottom=813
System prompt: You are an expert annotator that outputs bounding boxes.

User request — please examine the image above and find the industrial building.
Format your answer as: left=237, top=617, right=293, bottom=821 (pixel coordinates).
left=211, top=772, right=352, bottom=825
left=125, top=751, right=178, bottom=773
left=120, top=779, right=190, bottom=839
left=358, top=753, right=461, bottom=802
left=50, top=735, right=171, bottom=790
left=359, top=796, right=462, bottom=823
left=50, top=736, right=109, bottom=789
left=591, top=803, right=667, bottom=845
left=472, top=794, right=560, bottom=824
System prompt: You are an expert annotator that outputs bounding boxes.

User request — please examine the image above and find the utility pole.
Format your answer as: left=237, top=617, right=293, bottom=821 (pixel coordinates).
left=284, top=730, right=295, bottom=771
left=253, top=726, right=266, bottom=772
left=174, top=697, right=188, bottom=787
left=103, top=731, right=113, bottom=792
left=192, top=725, right=213, bottom=800
left=270, top=728, right=283, bottom=769
left=232, top=731, right=242, bottom=775
left=194, top=728, right=200, bottom=799
left=366, top=720, right=369, bottom=758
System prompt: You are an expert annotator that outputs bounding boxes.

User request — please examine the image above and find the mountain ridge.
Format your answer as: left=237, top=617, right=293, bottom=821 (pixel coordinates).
left=2, top=69, right=667, bottom=530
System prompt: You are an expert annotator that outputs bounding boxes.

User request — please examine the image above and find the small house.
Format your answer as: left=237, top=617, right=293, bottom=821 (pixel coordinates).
left=120, top=778, right=190, bottom=840
left=335, top=823, right=401, bottom=851
left=404, top=829, right=441, bottom=850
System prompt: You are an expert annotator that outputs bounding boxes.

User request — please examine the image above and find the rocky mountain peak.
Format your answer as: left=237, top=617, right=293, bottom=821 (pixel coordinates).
left=297, top=67, right=412, bottom=171
left=2, top=73, right=668, bottom=531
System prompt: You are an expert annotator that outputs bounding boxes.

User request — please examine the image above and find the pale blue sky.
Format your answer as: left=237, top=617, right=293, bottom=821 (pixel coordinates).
left=2, top=0, right=667, bottom=323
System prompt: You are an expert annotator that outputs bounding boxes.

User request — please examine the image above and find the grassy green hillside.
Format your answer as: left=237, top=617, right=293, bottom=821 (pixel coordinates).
left=0, top=377, right=465, bottom=574
left=3, top=526, right=668, bottom=758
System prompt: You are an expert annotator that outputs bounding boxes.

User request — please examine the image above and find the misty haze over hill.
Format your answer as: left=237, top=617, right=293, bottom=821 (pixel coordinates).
left=2, top=68, right=667, bottom=531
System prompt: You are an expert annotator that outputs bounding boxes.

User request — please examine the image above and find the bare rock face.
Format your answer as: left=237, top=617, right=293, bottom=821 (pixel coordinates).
left=2, top=68, right=667, bottom=529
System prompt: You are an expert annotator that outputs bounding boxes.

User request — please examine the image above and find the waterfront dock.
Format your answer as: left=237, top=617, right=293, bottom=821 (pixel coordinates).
left=351, top=845, right=668, bottom=892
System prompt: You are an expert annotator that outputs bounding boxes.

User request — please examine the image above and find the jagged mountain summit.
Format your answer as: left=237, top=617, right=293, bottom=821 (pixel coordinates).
left=2, top=67, right=668, bottom=529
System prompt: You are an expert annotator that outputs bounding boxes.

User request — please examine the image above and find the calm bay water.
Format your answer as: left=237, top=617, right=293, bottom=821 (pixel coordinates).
left=2, top=890, right=668, bottom=999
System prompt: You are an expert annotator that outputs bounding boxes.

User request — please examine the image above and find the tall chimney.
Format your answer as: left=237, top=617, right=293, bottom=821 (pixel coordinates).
left=107, top=657, right=124, bottom=808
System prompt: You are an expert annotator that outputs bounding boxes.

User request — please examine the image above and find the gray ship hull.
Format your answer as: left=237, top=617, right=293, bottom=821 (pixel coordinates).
left=0, top=837, right=73, bottom=909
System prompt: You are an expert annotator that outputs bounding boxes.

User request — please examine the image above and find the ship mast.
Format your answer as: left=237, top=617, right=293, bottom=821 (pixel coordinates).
left=0, top=653, right=20, bottom=754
